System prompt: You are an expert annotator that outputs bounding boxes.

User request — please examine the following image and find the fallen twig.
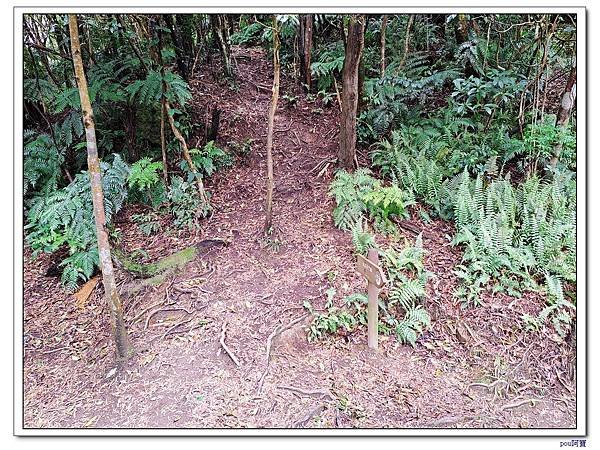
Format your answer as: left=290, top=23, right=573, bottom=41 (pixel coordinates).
left=219, top=322, right=241, bottom=367
left=277, top=385, right=335, bottom=400
left=468, top=379, right=508, bottom=391
left=145, top=307, right=192, bottom=330
left=501, top=398, right=540, bottom=411
left=131, top=300, right=165, bottom=325
left=158, top=316, right=195, bottom=341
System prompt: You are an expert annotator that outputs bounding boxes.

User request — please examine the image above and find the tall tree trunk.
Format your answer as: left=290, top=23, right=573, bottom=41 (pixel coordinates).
left=549, top=60, right=576, bottom=168
left=265, top=16, right=280, bottom=234
left=399, top=14, right=415, bottom=69
left=160, top=100, right=169, bottom=186
left=298, top=14, right=313, bottom=92
left=338, top=15, right=365, bottom=170
left=68, top=14, right=133, bottom=361
left=164, top=14, right=189, bottom=81
left=211, top=14, right=233, bottom=78
left=380, top=15, right=388, bottom=77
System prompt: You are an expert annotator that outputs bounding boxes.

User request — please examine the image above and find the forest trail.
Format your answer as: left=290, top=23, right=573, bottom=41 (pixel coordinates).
left=23, top=47, right=575, bottom=429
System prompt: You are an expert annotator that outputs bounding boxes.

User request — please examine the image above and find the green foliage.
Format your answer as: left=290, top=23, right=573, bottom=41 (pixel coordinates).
left=128, top=158, right=163, bottom=190
left=329, top=169, right=378, bottom=230
left=362, top=184, right=413, bottom=232
left=132, top=212, right=161, bottom=236
left=180, top=141, right=233, bottom=181
left=330, top=169, right=414, bottom=234
left=127, top=158, right=166, bottom=207
left=450, top=69, right=526, bottom=119
left=306, top=297, right=361, bottom=342
left=25, top=155, right=130, bottom=290
left=350, top=220, right=377, bottom=256
left=359, top=54, right=460, bottom=143
left=452, top=170, right=576, bottom=307
left=310, top=41, right=345, bottom=92
left=380, top=235, right=431, bottom=345
left=167, top=176, right=210, bottom=229
left=522, top=274, right=575, bottom=338
left=230, top=22, right=264, bottom=45
left=307, top=237, right=431, bottom=346
left=517, top=115, right=576, bottom=170
left=371, top=129, right=457, bottom=219
left=24, top=131, right=64, bottom=199
left=126, top=70, right=191, bottom=107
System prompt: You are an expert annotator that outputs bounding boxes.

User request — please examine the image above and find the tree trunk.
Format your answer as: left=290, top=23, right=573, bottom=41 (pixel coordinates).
left=399, top=14, right=415, bottom=69
left=380, top=15, right=388, bottom=77
left=265, top=16, right=280, bottom=234
left=211, top=14, right=233, bottom=78
left=68, top=14, right=133, bottom=361
left=338, top=15, right=365, bottom=170
left=298, top=14, right=313, bottom=92
left=160, top=100, right=169, bottom=186
left=549, top=60, right=576, bottom=168
left=164, top=14, right=189, bottom=81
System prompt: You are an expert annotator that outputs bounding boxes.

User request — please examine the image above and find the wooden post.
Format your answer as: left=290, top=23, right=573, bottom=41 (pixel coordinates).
left=356, top=249, right=386, bottom=350
left=367, top=249, right=380, bottom=350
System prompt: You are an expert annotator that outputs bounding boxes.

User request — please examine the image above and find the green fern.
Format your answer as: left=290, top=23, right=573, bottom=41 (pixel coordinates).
left=26, top=154, right=130, bottom=291
left=329, top=169, right=378, bottom=230
left=350, top=220, right=377, bottom=256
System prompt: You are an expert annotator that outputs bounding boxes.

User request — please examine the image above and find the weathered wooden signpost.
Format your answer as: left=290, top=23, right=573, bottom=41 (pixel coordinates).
left=356, top=248, right=386, bottom=350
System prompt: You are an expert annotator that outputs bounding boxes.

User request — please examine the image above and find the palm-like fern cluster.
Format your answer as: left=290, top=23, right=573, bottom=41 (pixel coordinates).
left=359, top=53, right=460, bottom=142
left=26, top=155, right=130, bottom=291
left=370, top=118, right=576, bottom=335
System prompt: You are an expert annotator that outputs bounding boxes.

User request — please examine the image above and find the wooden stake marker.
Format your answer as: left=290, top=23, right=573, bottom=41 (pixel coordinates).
left=356, top=249, right=386, bottom=350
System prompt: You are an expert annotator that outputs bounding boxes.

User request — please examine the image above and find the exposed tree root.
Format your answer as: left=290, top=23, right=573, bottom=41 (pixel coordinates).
left=219, top=322, right=241, bottom=367
left=257, top=314, right=308, bottom=393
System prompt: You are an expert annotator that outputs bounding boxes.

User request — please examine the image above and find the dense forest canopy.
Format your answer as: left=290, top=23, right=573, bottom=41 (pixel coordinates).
left=23, top=12, right=576, bottom=371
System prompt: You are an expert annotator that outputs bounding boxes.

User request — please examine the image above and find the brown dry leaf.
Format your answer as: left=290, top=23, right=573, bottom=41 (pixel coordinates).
left=73, top=276, right=99, bottom=310
left=140, top=352, right=157, bottom=366
left=82, top=415, right=98, bottom=428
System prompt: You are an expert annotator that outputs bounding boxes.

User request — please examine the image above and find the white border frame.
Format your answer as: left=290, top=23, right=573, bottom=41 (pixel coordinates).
left=13, top=3, right=587, bottom=437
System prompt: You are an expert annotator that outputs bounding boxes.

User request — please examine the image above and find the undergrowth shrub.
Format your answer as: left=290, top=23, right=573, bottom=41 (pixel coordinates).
left=25, top=154, right=130, bottom=290
left=167, top=176, right=210, bottom=229
left=330, top=169, right=412, bottom=233
left=179, top=140, right=233, bottom=181
left=451, top=170, right=576, bottom=324
left=127, top=158, right=166, bottom=207
left=307, top=236, right=431, bottom=346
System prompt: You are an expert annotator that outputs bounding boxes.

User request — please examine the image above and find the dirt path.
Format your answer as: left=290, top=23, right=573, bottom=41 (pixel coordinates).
left=22, top=47, right=576, bottom=429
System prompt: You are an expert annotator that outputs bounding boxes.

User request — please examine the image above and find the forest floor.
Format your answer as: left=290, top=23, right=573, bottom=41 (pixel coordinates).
left=23, top=46, right=576, bottom=430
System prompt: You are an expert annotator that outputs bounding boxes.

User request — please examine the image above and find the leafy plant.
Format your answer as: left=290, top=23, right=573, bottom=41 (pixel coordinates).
left=362, top=183, right=413, bottom=232
left=127, top=158, right=166, bottom=207
left=180, top=141, right=233, bottom=181
left=306, top=237, right=431, bottom=346
left=25, top=154, right=130, bottom=290
left=132, top=212, right=161, bottom=236
left=451, top=170, right=576, bottom=307
left=167, top=176, right=210, bottom=229
left=126, top=69, right=191, bottom=108
left=522, top=274, right=575, bottom=338
left=351, top=220, right=377, bottom=256
left=24, top=131, right=65, bottom=199
left=329, top=169, right=378, bottom=230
